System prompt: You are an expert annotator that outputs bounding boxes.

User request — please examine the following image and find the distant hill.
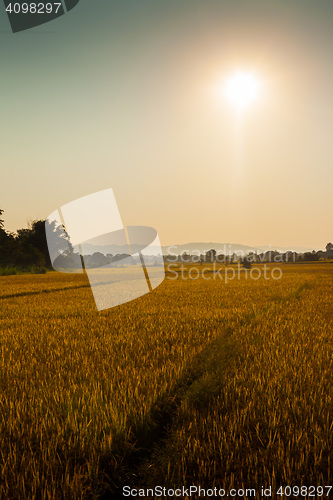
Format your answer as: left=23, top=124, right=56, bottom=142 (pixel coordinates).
left=161, top=242, right=315, bottom=255
left=77, top=241, right=315, bottom=257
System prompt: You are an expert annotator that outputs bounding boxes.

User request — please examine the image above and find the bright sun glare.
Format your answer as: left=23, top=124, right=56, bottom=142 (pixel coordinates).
left=224, top=72, right=261, bottom=110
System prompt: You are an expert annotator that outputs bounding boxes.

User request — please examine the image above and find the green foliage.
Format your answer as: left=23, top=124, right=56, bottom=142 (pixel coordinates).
left=0, top=210, right=50, bottom=271
left=0, top=266, right=18, bottom=276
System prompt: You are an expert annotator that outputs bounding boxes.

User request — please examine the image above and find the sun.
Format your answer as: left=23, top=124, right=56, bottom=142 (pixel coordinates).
left=224, top=72, right=261, bottom=110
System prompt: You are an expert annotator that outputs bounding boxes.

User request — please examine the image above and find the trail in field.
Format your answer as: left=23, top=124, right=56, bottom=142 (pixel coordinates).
left=0, top=283, right=92, bottom=300
left=99, top=281, right=320, bottom=498
left=99, top=310, right=251, bottom=498
left=0, top=278, right=140, bottom=301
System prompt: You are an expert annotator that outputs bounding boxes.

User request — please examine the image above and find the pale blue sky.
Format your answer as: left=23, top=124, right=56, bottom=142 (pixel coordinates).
left=1, top=0, right=333, bottom=248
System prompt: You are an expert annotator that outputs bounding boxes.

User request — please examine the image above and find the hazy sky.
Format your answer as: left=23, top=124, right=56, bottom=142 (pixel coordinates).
left=1, top=0, right=332, bottom=248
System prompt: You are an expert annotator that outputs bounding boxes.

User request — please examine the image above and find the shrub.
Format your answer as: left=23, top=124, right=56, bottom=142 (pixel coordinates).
left=0, top=266, right=19, bottom=276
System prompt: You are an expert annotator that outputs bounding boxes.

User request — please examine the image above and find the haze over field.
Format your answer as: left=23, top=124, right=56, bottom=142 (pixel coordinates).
left=71, top=241, right=316, bottom=256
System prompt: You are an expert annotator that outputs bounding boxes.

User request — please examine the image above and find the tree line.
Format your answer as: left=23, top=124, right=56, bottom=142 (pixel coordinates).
left=164, top=244, right=333, bottom=266
left=0, top=209, right=50, bottom=274
left=1, top=208, right=332, bottom=275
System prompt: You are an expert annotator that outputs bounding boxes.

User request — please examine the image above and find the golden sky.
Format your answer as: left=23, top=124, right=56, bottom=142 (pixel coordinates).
left=1, top=0, right=332, bottom=249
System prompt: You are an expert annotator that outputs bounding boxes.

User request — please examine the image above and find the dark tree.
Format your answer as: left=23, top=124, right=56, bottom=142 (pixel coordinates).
left=0, top=209, right=15, bottom=266
left=326, top=243, right=333, bottom=257
left=0, top=209, right=6, bottom=243
left=302, top=251, right=320, bottom=262
left=241, top=255, right=252, bottom=269
left=205, top=249, right=217, bottom=263
left=16, top=220, right=50, bottom=267
left=0, top=209, right=4, bottom=230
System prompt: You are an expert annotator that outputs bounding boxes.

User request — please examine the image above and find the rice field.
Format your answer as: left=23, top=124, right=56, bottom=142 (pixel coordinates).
left=0, top=263, right=332, bottom=498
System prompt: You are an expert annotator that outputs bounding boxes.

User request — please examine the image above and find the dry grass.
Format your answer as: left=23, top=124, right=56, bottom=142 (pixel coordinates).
left=0, top=263, right=332, bottom=498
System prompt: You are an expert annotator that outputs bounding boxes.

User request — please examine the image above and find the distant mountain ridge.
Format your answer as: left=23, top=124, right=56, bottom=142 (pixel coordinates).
left=161, top=242, right=316, bottom=255
left=79, top=241, right=316, bottom=256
